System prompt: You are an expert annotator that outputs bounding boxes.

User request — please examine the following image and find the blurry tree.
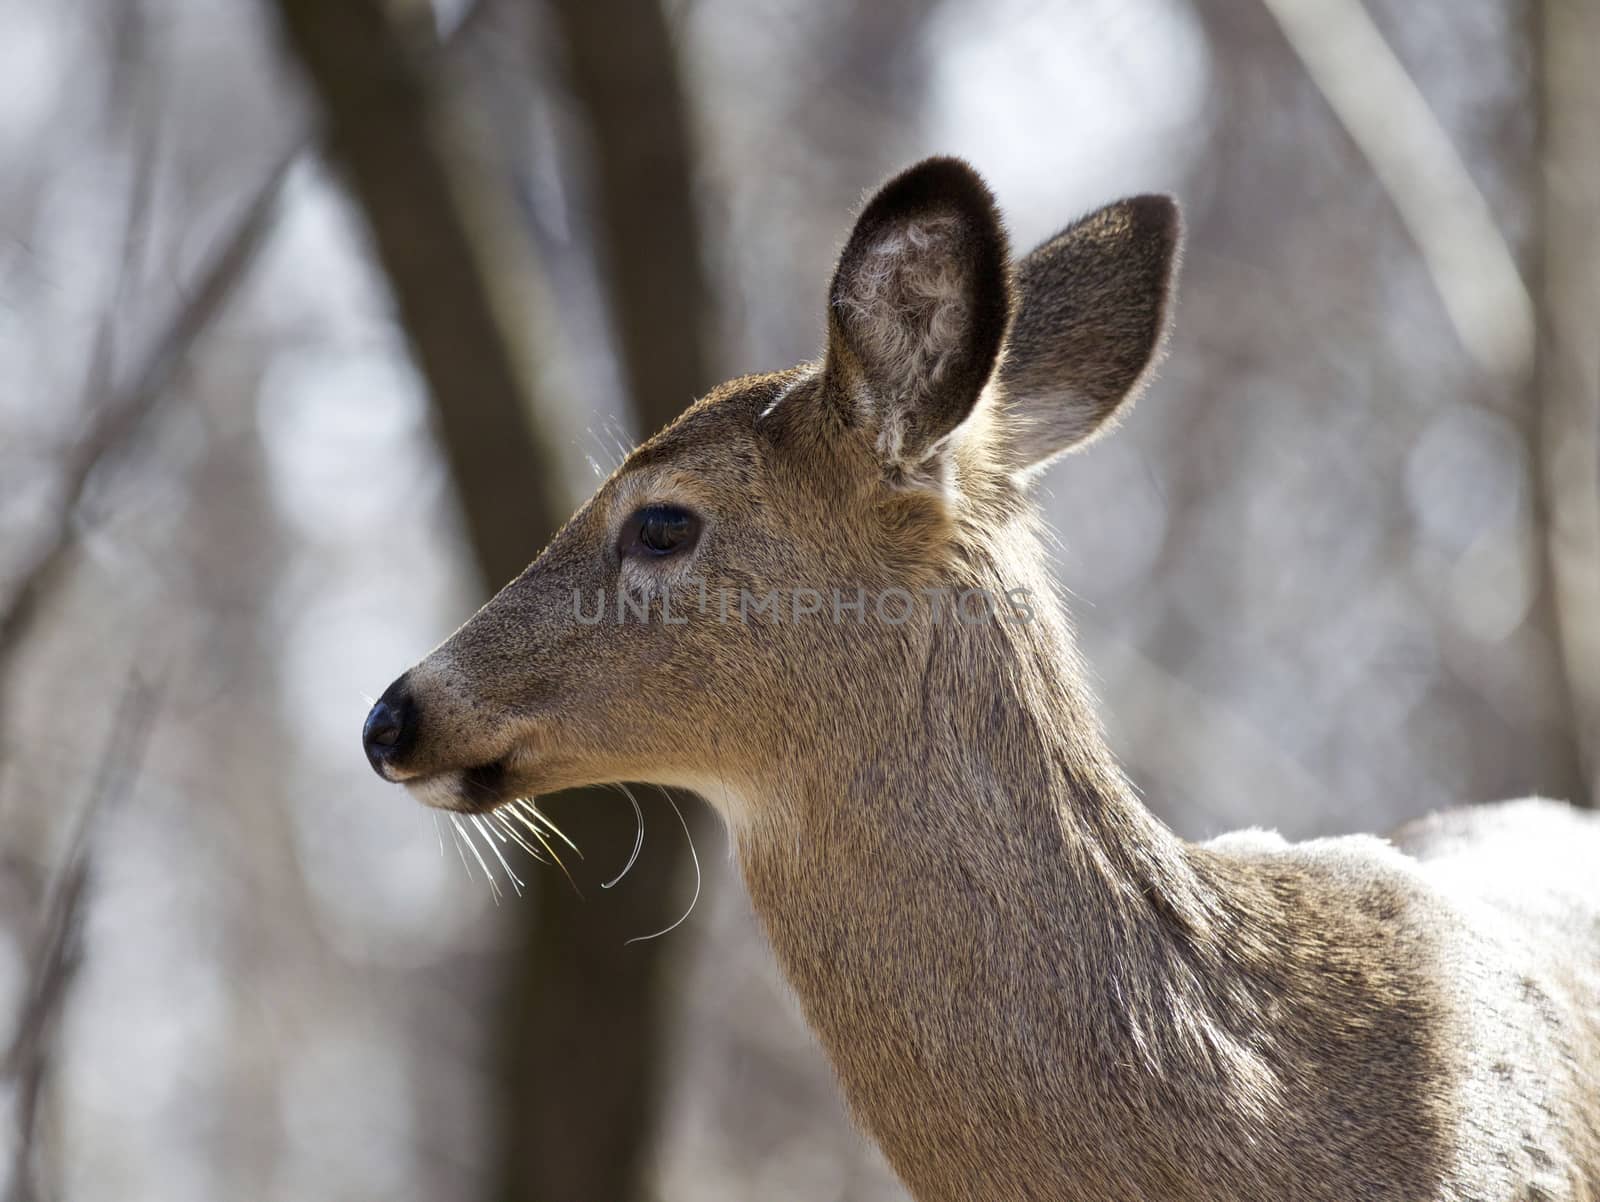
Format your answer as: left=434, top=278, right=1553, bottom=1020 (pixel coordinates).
left=1257, top=0, right=1584, bottom=807
left=269, top=0, right=569, bottom=577
left=0, top=163, right=291, bottom=691
left=0, top=165, right=288, bottom=1197
left=4, top=673, right=159, bottom=1202
left=1161, top=0, right=1584, bottom=821
left=1538, top=0, right=1600, bottom=805
left=1, top=3, right=294, bottom=1188
left=268, top=1, right=713, bottom=1198
left=486, top=3, right=718, bottom=1202
left=544, top=0, right=710, bottom=435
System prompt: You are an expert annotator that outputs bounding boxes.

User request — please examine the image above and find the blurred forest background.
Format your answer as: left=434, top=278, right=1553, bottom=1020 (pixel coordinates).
left=1, top=0, right=1596, bottom=1198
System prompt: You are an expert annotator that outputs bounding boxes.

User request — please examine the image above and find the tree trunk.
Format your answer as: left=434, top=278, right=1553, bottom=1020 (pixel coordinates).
left=488, top=3, right=717, bottom=1199
left=1538, top=0, right=1600, bottom=806
left=544, top=0, right=711, bottom=433
left=269, top=3, right=715, bottom=1198
left=271, top=0, right=568, bottom=586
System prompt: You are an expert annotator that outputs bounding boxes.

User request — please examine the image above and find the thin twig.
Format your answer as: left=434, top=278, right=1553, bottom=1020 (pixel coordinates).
left=0, top=151, right=295, bottom=683
left=0, top=0, right=491, bottom=683
left=3, top=670, right=164, bottom=1202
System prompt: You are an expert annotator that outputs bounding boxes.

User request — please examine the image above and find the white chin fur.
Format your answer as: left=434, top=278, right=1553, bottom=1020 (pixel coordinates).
left=404, top=772, right=467, bottom=811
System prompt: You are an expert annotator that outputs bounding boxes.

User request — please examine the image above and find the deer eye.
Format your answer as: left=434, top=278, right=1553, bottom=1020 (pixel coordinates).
left=620, top=504, right=701, bottom=558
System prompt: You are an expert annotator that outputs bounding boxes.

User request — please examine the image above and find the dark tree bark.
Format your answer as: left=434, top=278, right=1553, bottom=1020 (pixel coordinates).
left=487, top=4, right=718, bottom=1201
left=269, top=3, right=715, bottom=1199
left=544, top=0, right=711, bottom=433
left=271, top=0, right=568, bottom=586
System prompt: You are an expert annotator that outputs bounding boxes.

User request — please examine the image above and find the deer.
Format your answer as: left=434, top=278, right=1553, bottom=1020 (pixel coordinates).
left=362, top=157, right=1600, bottom=1202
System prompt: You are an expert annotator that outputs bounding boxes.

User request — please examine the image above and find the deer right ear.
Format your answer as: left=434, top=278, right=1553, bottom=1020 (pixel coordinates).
left=996, top=195, right=1182, bottom=477
left=817, top=157, right=1012, bottom=484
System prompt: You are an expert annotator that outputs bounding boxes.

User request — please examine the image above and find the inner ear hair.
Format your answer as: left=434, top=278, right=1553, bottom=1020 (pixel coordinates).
left=824, top=157, right=1013, bottom=469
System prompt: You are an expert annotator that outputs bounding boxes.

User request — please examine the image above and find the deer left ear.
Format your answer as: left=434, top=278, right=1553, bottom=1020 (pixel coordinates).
left=822, top=157, right=1012, bottom=476
left=995, top=195, right=1182, bottom=476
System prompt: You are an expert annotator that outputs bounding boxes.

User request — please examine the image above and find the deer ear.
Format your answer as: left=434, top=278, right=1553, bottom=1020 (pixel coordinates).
left=822, top=157, right=1012, bottom=477
left=997, top=195, right=1182, bottom=476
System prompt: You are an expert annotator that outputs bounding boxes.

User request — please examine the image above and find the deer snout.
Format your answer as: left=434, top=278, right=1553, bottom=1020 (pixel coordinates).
left=363, top=676, right=418, bottom=777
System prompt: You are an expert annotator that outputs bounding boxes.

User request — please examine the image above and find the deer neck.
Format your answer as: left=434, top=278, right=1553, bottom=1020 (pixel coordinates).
left=733, top=570, right=1310, bottom=1200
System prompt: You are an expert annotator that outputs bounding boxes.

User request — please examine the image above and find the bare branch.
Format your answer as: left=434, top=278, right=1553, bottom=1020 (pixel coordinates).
left=1260, top=0, right=1537, bottom=382
left=3, top=670, right=164, bottom=1202
left=0, top=0, right=493, bottom=682
left=0, top=151, right=294, bottom=679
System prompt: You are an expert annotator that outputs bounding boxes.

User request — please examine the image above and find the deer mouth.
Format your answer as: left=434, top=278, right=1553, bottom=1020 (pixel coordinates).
left=402, top=756, right=515, bottom=814
left=460, top=758, right=511, bottom=807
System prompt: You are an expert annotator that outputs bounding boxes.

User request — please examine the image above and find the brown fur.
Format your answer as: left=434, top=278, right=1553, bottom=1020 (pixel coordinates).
left=367, top=157, right=1600, bottom=1201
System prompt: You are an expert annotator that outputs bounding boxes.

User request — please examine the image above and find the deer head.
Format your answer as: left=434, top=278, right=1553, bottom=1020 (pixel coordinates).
left=362, top=156, right=1179, bottom=835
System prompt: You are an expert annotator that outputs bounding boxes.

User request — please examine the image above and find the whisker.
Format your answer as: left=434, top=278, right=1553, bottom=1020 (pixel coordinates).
left=625, top=787, right=701, bottom=945
left=544, top=832, right=588, bottom=896
left=517, top=797, right=583, bottom=857
left=536, top=824, right=584, bottom=898
left=455, top=813, right=502, bottom=902
left=447, top=813, right=472, bottom=876
left=492, top=811, right=550, bottom=864
left=432, top=813, right=445, bottom=859
left=473, top=814, right=525, bottom=896
left=504, top=802, right=583, bottom=897
left=603, top=783, right=646, bottom=890
left=606, top=424, right=633, bottom=470
left=504, top=801, right=557, bottom=850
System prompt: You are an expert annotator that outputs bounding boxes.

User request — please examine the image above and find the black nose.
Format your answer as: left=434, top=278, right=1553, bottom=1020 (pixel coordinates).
left=363, top=682, right=417, bottom=775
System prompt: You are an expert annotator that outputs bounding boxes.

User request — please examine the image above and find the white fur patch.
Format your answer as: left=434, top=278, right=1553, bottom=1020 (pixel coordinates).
left=673, top=771, right=758, bottom=830
left=406, top=771, right=467, bottom=811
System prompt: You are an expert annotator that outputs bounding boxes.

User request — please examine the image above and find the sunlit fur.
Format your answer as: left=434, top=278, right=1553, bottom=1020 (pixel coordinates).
left=376, top=158, right=1600, bottom=1201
